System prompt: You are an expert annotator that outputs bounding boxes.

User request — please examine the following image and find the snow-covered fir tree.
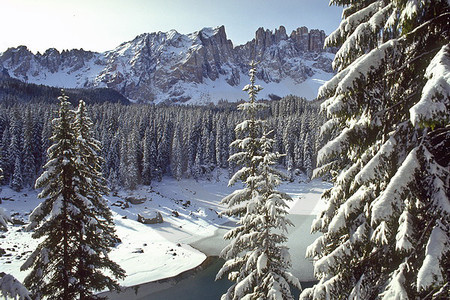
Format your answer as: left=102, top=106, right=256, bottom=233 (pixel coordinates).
left=301, top=1, right=449, bottom=299
left=0, top=274, right=31, bottom=300
left=22, top=111, right=36, bottom=187
left=21, top=94, right=125, bottom=299
left=171, top=126, right=185, bottom=180
left=141, top=127, right=153, bottom=185
left=0, top=128, right=11, bottom=184
left=217, top=62, right=300, bottom=300
left=10, top=156, right=23, bottom=192
left=71, top=99, right=126, bottom=298
left=302, top=132, right=313, bottom=180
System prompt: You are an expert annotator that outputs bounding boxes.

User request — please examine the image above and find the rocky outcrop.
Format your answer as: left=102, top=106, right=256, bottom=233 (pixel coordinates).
left=137, top=210, right=163, bottom=224
left=125, top=197, right=147, bottom=205
left=0, top=25, right=334, bottom=103
left=308, top=29, right=327, bottom=52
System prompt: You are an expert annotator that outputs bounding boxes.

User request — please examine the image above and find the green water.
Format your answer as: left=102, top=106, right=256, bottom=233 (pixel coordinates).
left=138, top=257, right=315, bottom=300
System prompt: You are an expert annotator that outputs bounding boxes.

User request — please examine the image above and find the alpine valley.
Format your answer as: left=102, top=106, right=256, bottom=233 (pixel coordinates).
left=0, top=25, right=334, bottom=104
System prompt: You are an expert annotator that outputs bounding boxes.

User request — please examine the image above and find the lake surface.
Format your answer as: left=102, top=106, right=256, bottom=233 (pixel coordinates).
left=103, top=215, right=319, bottom=299
left=138, top=257, right=315, bottom=300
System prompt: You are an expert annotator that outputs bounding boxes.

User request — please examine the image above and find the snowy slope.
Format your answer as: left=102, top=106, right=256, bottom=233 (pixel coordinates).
left=0, top=26, right=334, bottom=103
left=0, top=175, right=330, bottom=293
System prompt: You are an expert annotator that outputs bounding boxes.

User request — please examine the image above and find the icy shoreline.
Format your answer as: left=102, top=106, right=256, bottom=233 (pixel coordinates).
left=98, top=256, right=219, bottom=299
left=0, top=177, right=330, bottom=298
left=100, top=211, right=322, bottom=300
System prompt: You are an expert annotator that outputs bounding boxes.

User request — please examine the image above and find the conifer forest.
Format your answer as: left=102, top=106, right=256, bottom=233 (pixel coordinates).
left=0, top=96, right=323, bottom=191
left=0, top=0, right=449, bottom=300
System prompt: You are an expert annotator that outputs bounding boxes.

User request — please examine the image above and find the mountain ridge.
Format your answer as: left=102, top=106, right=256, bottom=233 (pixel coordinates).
left=0, top=25, right=334, bottom=103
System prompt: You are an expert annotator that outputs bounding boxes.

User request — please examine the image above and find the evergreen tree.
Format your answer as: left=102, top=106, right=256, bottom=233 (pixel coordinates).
left=32, top=114, right=44, bottom=177
left=282, top=122, right=295, bottom=179
left=171, top=126, right=184, bottom=180
left=21, top=94, right=125, bottom=299
left=217, top=62, right=300, bottom=299
left=302, top=132, right=313, bottom=180
left=302, top=1, right=449, bottom=299
left=148, top=133, right=158, bottom=182
left=0, top=127, right=10, bottom=184
left=22, top=111, right=36, bottom=186
left=192, top=141, right=204, bottom=180
left=125, top=127, right=140, bottom=189
left=10, top=156, right=23, bottom=192
left=106, top=133, right=121, bottom=193
left=8, top=115, right=22, bottom=187
left=293, top=138, right=304, bottom=173
left=40, top=112, right=53, bottom=171
left=71, top=100, right=125, bottom=298
left=141, top=128, right=153, bottom=185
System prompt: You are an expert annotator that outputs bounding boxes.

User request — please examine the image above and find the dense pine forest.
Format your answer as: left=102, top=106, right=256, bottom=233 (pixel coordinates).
left=0, top=95, right=324, bottom=192
left=1, top=0, right=448, bottom=299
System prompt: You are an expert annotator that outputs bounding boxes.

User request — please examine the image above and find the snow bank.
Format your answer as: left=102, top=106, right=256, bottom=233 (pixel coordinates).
left=0, top=176, right=330, bottom=293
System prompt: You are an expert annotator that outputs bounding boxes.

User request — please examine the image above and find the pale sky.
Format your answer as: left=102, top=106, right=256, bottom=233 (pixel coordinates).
left=0, top=0, right=343, bottom=54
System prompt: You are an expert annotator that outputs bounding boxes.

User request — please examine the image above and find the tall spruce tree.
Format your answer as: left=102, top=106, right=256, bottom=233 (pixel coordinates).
left=302, top=1, right=449, bottom=299
left=71, top=100, right=125, bottom=298
left=21, top=94, right=125, bottom=299
left=217, top=62, right=300, bottom=299
left=10, top=156, right=23, bottom=192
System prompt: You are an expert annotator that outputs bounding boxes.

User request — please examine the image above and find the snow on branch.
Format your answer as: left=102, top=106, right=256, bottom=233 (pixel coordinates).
left=395, top=209, right=415, bottom=252
left=417, top=222, right=449, bottom=290
left=354, top=135, right=397, bottom=185
left=317, top=127, right=349, bottom=166
left=333, top=2, right=392, bottom=70
left=371, top=148, right=419, bottom=222
left=320, top=39, right=399, bottom=99
left=371, top=221, right=390, bottom=245
left=314, top=239, right=352, bottom=275
left=306, top=235, right=325, bottom=258
left=380, top=262, right=409, bottom=299
left=0, top=274, right=31, bottom=300
left=400, top=0, right=420, bottom=23
left=342, top=185, right=372, bottom=219
left=326, top=1, right=383, bottom=47
left=410, top=44, right=450, bottom=128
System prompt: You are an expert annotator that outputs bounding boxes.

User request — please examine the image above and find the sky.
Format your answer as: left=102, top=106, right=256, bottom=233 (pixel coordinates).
left=0, top=0, right=343, bottom=54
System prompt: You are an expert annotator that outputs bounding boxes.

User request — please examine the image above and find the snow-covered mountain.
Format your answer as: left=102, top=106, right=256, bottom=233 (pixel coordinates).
left=0, top=25, right=334, bottom=103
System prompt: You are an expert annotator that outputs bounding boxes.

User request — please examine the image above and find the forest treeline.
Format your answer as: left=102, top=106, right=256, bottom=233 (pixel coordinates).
left=0, top=95, right=325, bottom=191
left=0, top=76, right=130, bottom=105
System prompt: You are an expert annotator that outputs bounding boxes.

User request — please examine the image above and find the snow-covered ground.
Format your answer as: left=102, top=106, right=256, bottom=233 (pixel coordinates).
left=163, top=69, right=333, bottom=105
left=0, top=173, right=331, bottom=296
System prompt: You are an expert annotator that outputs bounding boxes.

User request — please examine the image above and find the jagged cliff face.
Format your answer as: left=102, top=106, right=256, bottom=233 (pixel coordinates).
left=0, top=25, right=334, bottom=103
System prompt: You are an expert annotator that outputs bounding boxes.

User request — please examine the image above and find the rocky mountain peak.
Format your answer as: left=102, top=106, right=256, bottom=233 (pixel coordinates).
left=254, top=26, right=289, bottom=48
left=1, top=46, right=33, bottom=64
left=0, top=25, right=334, bottom=103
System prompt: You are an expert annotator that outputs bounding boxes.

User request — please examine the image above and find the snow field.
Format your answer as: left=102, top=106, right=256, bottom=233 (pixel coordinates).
left=0, top=175, right=330, bottom=290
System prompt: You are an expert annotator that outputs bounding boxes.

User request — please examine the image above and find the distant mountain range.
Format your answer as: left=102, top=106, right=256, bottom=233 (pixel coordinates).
left=0, top=25, right=334, bottom=104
